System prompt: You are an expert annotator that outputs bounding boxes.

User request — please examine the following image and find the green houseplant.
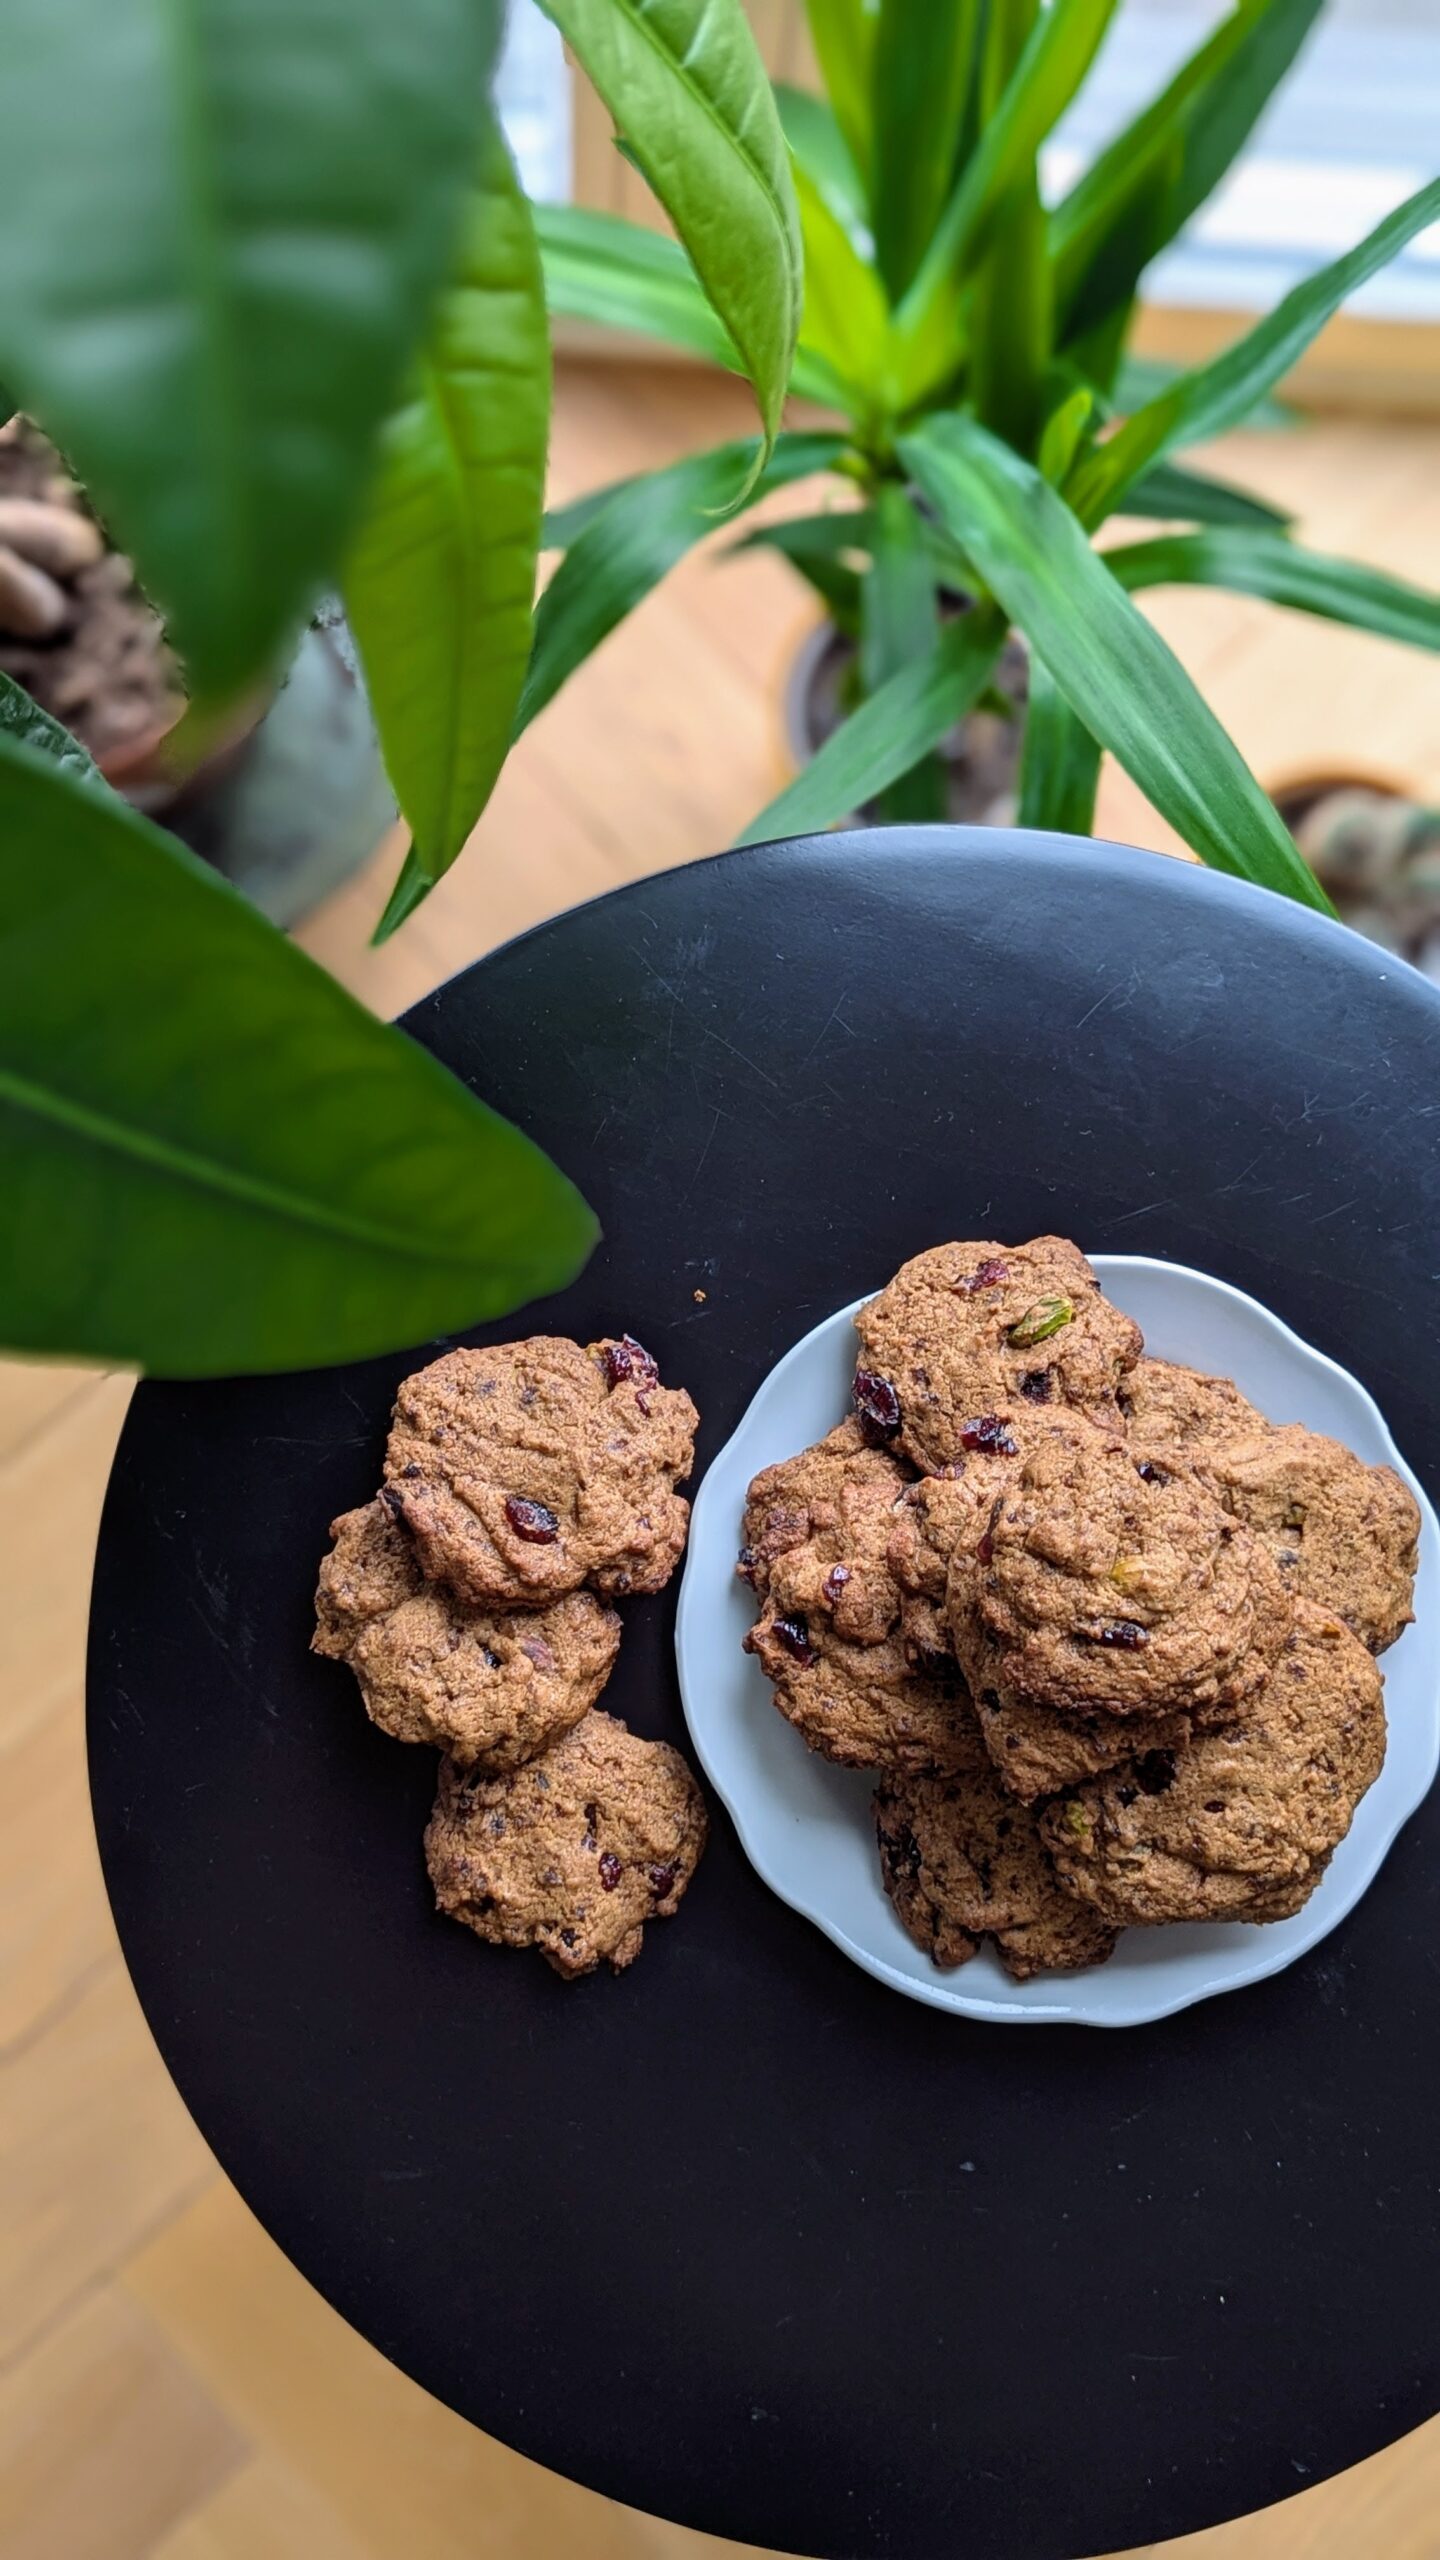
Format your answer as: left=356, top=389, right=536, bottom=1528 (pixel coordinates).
left=0, top=0, right=800, bottom=1377
left=533, top=0, right=1440, bottom=889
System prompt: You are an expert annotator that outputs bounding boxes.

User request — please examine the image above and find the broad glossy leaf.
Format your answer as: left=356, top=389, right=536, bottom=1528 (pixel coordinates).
left=1016, top=658, right=1101, bottom=835
left=792, top=164, right=891, bottom=402
left=861, top=483, right=941, bottom=820
left=900, top=414, right=1330, bottom=913
left=540, top=0, right=802, bottom=457
left=1071, top=178, right=1440, bottom=523
left=774, top=83, right=868, bottom=236
left=519, top=432, right=845, bottom=731
left=736, top=604, right=1004, bottom=846
left=803, top=0, right=877, bottom=192
left=0, top=673, right=104, bottom=792
left=346, top=117, right=550, bottom=944
left=1053, top=0, right=1324, bottom=345
left=870, top=0, right=982, bottom=302
left=0, top=0, right=499, bottom=709
left=0, top=741, right=596, bottom=1374
left=893, top=0, right=1118, bottom=395
left=1121, top=460, right=1292, bottom=532
left=1107, top=529, right=1440, bottom=652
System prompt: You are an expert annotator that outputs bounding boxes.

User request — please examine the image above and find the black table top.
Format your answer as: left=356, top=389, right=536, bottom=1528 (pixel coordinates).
left=89, top=829, right=1440, bottom=2560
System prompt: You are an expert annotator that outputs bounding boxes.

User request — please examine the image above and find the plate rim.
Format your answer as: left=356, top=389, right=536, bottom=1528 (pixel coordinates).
left=675, top=1251, right=1440, bottom=2027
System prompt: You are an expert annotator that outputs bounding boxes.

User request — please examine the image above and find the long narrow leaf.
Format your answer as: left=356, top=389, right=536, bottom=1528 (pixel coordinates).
left=1107, top=529, right=1440, bottom=653
left=733, top=518, right=866, bottom=634
left=0, top=740, right=596, bottom=1373
left=1017, top=658, right=1102, bottom=835
left=893, top=0, right=1118, bottom=393
left=736, top=606, right=1004, bottom=846
left=1071, top=178, right=1440, bottom=523
left=0, top=672, right=105, bottom=792
left=346, top=118, right=550, bottom=943
left=870, top=0, right=982, bottom=303
left=901, top=414, right=1331, bottom=912
left=774, top=82, right=868, bottom=236
left=792, top=163, right=892, bottom=399
left=540, top=0, right=801, bottom=460
left=861, top=483, right=942, bottom=820
left=0, top=0, right=500, bottom=709
left=1053, top=0, right=1324, bottom=346
left=803, top=0, right=877, bottom=193
left=519, top=432, right=845, bottom=731
left=1124, top=460, right=1292, bottom=531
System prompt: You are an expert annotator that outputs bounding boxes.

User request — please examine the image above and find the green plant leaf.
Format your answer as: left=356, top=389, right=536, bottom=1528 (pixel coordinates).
left=901, top=413, right=1331, bottom=912
left=519, top=432, right=845, bottom=731
left=539, top=0, right=802, bottom=460
left=1122, top=460, right=1293, bottom=531
left=1071, top=177, right=1440, bottom=524
left=969, top=176, right=1052, bottom=458
left=893, top=0, right=1118, bottom=396
left=1053, top=0, right=1325, bottom=347
left=0, top=740, right=596, bottom=1375
left=861, top=483, right=941, bottom=819
left=792, top=163, right=892, bottom=403
left=730, top=511, right=870, bottom=635
left=774, top=82, right=868, bottom=235
left=870, top=0, right=983, bottom=303
left=1038, top=382, right=1097, bottom=488
left=736, top=603, right=1004, bottom=846
left=1017, top=657, right=1101, bottom=835
left=345, top=117, right=550, bottom=945
left=0, top=673, right=106, bottom=793
left=1111, top=355, right=1294, bottom=433
left=0, top=0, right=500, bottom=710
left=803, top=0, right=878, bottom=193
left=1106, top=528, right=1440, bottom=652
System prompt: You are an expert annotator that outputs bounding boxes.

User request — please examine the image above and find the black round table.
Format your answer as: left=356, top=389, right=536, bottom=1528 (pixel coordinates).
left=89, top=829, right=1440, bottom=2560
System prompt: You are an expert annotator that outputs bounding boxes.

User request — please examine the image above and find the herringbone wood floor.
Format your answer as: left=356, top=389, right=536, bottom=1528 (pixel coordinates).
left=4, top=359, right=1440, bottom=2560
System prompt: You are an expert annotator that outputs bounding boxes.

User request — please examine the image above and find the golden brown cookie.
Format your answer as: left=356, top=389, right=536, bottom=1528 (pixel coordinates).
left=424, top=1709, right=708, bottom=1977
left=1119, top=1356, right=1262, bottom=1458
left=738, top=1419, right=912, bottom=1636
left=1040, top=1600, right=1386, bottom=1927
left=965, top=1623, right=1195, bottom=1803
left=385, top=1336, right=696, bottom=1608
left=314, top=1497, right=620, bottom=1770
left=874, top=1714, right=1119, bottom=1979
left=1196, top=1423, right=1418, bottom=1655
left=853, top=1237, right=1142, bottom=1472
left=948, top=1413, right=1290, bottom=1721
left=745, top=1558, right=973, bottom=1773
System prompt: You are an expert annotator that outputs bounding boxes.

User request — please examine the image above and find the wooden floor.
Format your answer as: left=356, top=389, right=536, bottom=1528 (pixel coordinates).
left=4, top=360, right=1440, bottom=2560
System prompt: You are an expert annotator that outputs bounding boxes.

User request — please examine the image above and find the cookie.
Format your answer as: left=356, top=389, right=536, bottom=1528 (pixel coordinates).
left=967, top=1627, right=1194, bottom=1804
left=1119, top=1356, right=1262, bottom=1459
left=874, top=1718, right=1119, bottom=1979
left=853, top=1237, right=1142, bottom=1472
left=948, top=1414, right=1290, bottom=1721
left=738, top=1419, right=912, bottom=1636
left=314, top=1497, right=620, bottom=1770
left=886, top=1467, right=1011, bottom=1660
left=1040, top=1600, right=1386, bottom=1927
left=1196, top=1423, right=1418, bottom=1656
left=385, top=1335, right=697, bottom=1608
left=745, top=1592, right=974, bottom=1773
left=424, top=1709, right=708, bottom=1977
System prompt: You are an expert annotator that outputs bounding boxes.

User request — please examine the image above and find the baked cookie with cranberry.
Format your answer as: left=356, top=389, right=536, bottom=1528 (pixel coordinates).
left=425, top=1709, right=707, bottom=1978
left=1118, top=1356, right=1262, bottom=1460
left=738, top=1418, right=912, bottom=1636
left=1040, top=1601, right=1385, bottom=1927
left=1197, top=1423, right=1418, bottom=1655
left=965, top=1624, right=1195, bottom=1803
left=314, top=1496, right=619, bottom=1770
left=948, top=1413, right=1290, bottom=1722
left=385, top=1335, right=696, bottom=1608
left=852, top=1236, right=1142, bottom=1473
left=874, top=1714, right=1119, bottom=1979
left=745, top=1590, right=973, bottom=1774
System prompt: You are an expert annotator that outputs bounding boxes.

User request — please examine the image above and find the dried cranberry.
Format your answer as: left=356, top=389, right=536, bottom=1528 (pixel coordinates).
left=959, top=1415, right=1017, bottom=1456
left=772, top=1613, right=816, bottom=1666
left=1136, top=1459, right=1169, bottom=1485
left=598, top=1851, right=623, bottom=1891
left=505, top=1494, right=559, bottom=1543
left=401, top=1461, right=422, bottom=1479
left=852, top=1368, right=901, bottom=1437
left=648, top=1863, right=677, bottom=1898
left=378, top=1485, right=406, bottom=1519
left=1134, top=1749, right=1177, bottom=1794
left=1019, top=1368, right=1052, bottom=1402
left=1077, top=1618, right=1148, bottom=1650
left=560, top=1927, right=578, bottom=1947
left=1117, top=1786, right=1138, bottom=1808
left=824, top=1564, right=852, bottom=1604
left=602, top=1334, right=660, bottom=1390
left=955, top=1257, right=1008, bottom=1292
left=520, top=1636, right=556, bottom=1671
left=880, top=1822, right=922, bottom=1880
left=737, top=1544, right=759, bottom=1585
left=976, top=1529, right=994, bottom=1566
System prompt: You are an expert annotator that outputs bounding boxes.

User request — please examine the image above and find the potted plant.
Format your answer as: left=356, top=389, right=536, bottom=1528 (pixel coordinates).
left=532, top=0, right=1440, bottom=894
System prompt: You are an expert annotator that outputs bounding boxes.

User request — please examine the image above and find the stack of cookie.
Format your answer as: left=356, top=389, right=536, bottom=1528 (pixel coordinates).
left=741, top=1239, right=1418, bottom=1979
left=314, top=1334, right=707, bottom=1978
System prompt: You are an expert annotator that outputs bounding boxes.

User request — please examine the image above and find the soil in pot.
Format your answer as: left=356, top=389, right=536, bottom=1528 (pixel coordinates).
left=790, top=605, right=1029, bottom=825
left=1274, top=776, right=1440, bottom=977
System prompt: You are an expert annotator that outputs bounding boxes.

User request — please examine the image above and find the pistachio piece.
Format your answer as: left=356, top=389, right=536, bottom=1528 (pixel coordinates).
left=1007, top=1294, right=1074, bottom=1348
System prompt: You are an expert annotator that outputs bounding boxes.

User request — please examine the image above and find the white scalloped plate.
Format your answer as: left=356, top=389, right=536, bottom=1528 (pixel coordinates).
left=675, top=1257, right=1440, bottom=2025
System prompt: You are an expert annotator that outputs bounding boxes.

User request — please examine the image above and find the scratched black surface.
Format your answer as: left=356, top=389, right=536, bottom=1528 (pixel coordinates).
left=89, top=832, right=1440, bottom=2560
